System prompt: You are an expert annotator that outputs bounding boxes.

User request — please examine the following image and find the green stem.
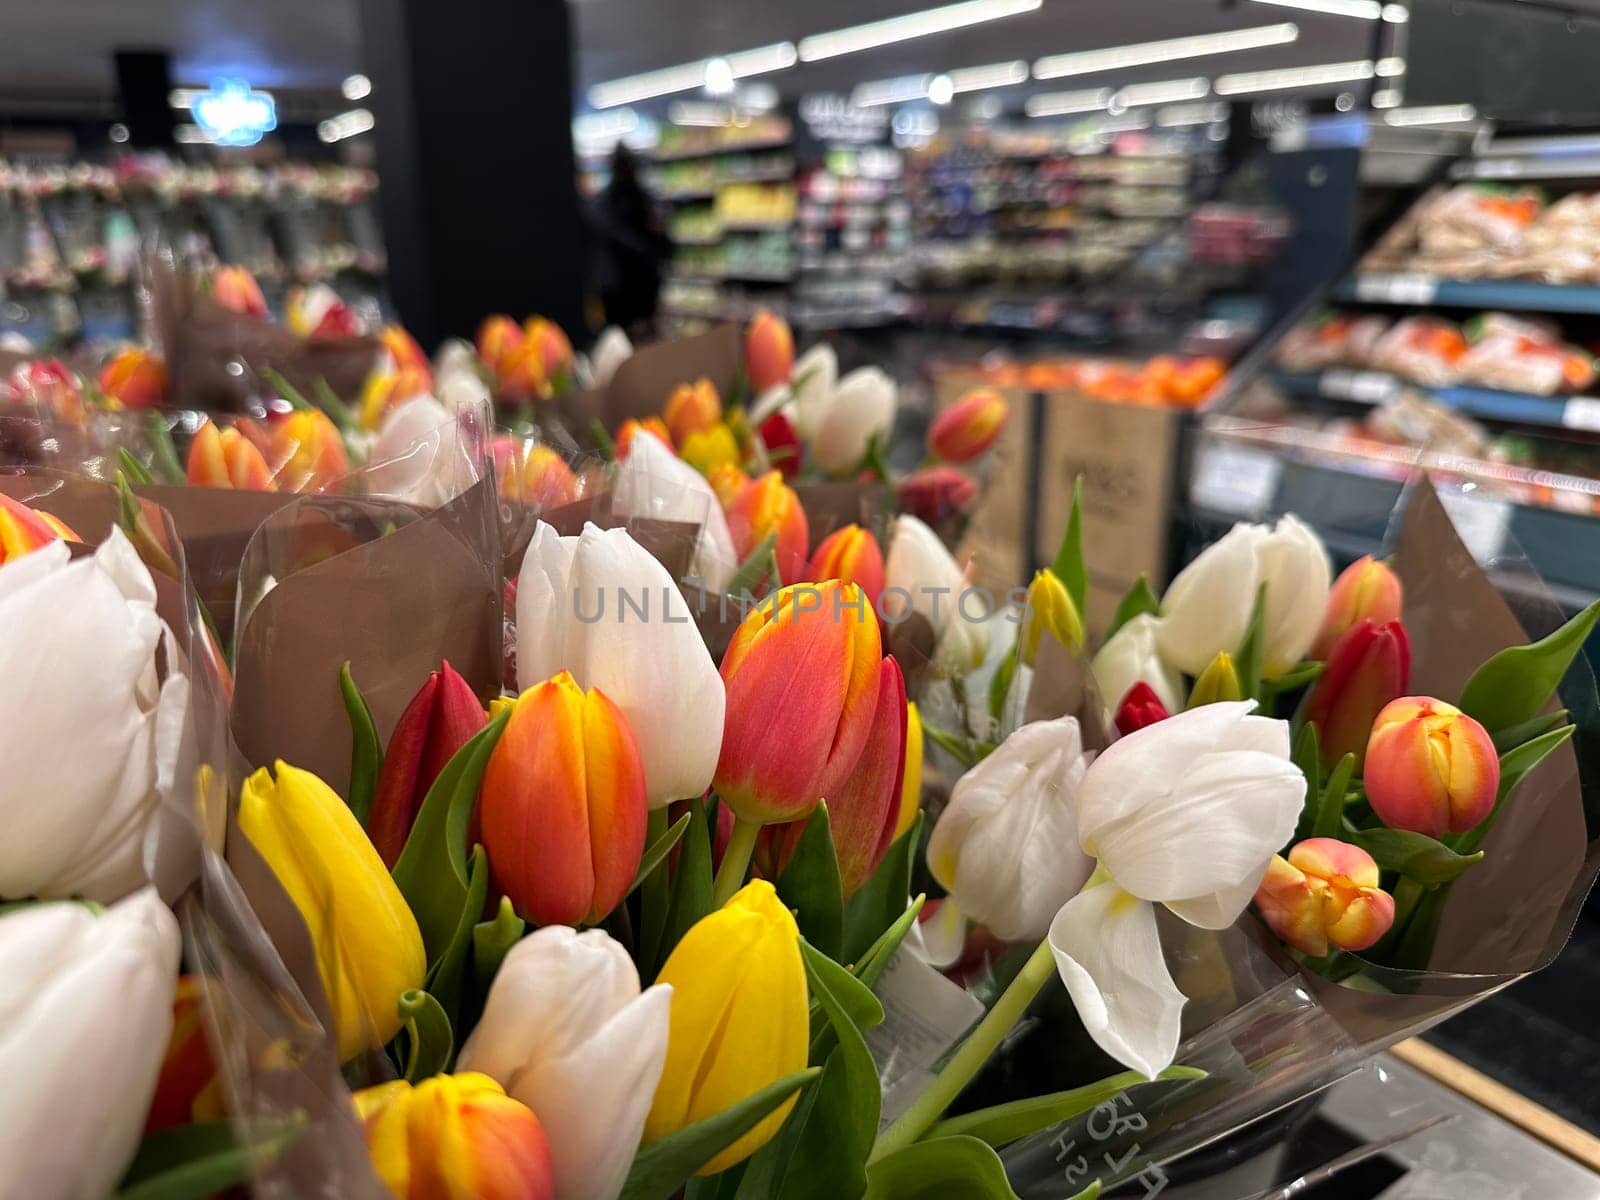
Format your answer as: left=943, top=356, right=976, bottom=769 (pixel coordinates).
left=640, top=806, right=671, bottom=968
left=871, top=938, right=1056, bottom=1162
left=712, top=815, right=760, bottom=908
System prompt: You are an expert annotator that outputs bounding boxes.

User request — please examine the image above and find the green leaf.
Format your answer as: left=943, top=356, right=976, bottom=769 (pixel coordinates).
left=986, top=645, right=1019, bottom=727
left=1455, top=724, right=1577, bottom=855
left=338, top=662, right=382, bottom=827
left=1491, top=708, right=1569, bottom=756
left=927, top=1067, right=1204, bottom=1149
left=1050, top=476, right=1087, bottom=616
left=1234, top=584, right=1268, bottom=701
left=1458, top=599, right=1600, bottom=735
left=392, top=711, right=510, bottom=963
left=919, top=723, right=988, bottom=770
left=1311, top=752, right=1355, bottom=840
left=590, top=418, right=617, bottom=462
left=312, top=377, right=357, bottom=431
left=1349, top=828, right=1483, bottom=884
left=620, top=1069, right=821, bottom=1200
left=1292, top=722, right=1322, bottom=841
left=117, top=445, right=155, bottom=486
left=802, top=939, right=885, bottom=1064
left=654, top=798, right=714, bottom=979
left=398, top=989, right=453, bottom=1082
left=426, top=845, right=491, bottom=1035
left=841, top=813, right=923, bottom=967
left=1264, top=660, right=1325, bottom=697
left=852, top=894, right=925, bottom=987
left=726, top=530, right=779, bottom=598
left=260, top=367, right=316, bottom=412
left=863, top=1135, right=1019, bottom=1200
left=632, top=810, right=692, bottom=897
left=1105, top=574, right=1161, bottom=642
left=472, top=897, right=524, bottom=996
left=143, top=412, right=188, bottom=484
left=777, top=803, right=845, bottom=960
left=116, top=1117, right=306, bottom=1200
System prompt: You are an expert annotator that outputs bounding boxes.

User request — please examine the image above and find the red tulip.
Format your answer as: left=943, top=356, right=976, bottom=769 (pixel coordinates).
left=895, top=466, right=978, bottom=527
left=1312, top=555, right=1403, bottom=660
left=805, top=524, right=885, bottom=615
left=144, top=977, right=220, bottom=1133
left=1113, top=681, right=1171, bottom=736
left=758, top=411, right=801, bottom=478
left=1302, top=619, right=1411, bottom=768
left=928, top=388, right=1008, bottom=462
left=1365, top=697, right=1500, bottom=838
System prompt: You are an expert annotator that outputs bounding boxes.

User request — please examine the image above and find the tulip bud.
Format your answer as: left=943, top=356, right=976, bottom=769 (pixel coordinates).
left=381, top=325, right=434, bottom=381
left=896, top=700, right=924, bottom=839
left=895, top=465, right=978, bottom=527
left=0, top=492, right=77, bottom=564
left=477, top=314, right=526, bottom=379
left=7, top=358, right=87, bottom=421
left=288, top=284, right=363, bottom=338
left=186, top=419, right=277, bottom=490
left=1020, top=569, right=1083, bottom=667
left=806, top=523, right=885, bottom=614
left=523, top=316, right=574, bottom=380
left=706, top=462, right=750, bottom=510
left=98, top=347, right=166, bottom=410
left=726, top=470, right=810, bottom=587
left=1092, top=614, right=1186, bottom=728
left=745, top=310, right=794, bottom=394
left=355, top=1072, right=555, bottom=1200
left=645, top=880, right=808, bottom=1174
left=499, top=342, right=551, bottom=404
left=1254, top=838, right=1396, bottom=957
left=359, top=366, right=432, bottom=430
left=212, top=265, right=268, bottom=318
left=240, top=761, right=427, bottom=1061
left=716, top=580, right=882, bottom=824
left=813, top=367, right=897, bottom=475
left=480, top=671, right=648, bottom=926
left=1187, top=652, right=1243, bottom=708
left=145, top=977, right=221, bottom=1134
left=1364, top=697, right=1500, bottom=837
left=1113, top=682, right=1170, bottom=735
left=679, top=423, right=741, bottom=477
left=1302, top=619, right=1411, bottom=768
left=615, top=416, right=675, bottom=459
left=928, top=387, right=1008, bottom=462
left=370, top=663, right=488, bottom=867
left=1312, top=555, right=1403, bottom=661
left=496, top=440, right=581, bottom=509
left=758, top=410, right=801, bottom=477
left=663, top=378, right=723, bottom=446
left=271, top=410, right=352, bottom=492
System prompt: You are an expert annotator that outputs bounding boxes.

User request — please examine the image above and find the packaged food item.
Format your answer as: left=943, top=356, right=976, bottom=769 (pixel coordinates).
left=1456, top=314, right=1596, bottom=395
left=1368, top=317, right=1469, bottom=387
left=1275, top=313, right=1389, bottom=373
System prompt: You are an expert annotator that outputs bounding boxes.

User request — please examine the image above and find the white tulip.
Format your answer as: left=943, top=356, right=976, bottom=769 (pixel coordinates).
left=459, top=926, right=670, bottom=1200
left=787, top=343, right=838, bottom=441
left=589, top=326, right=634, bottom=390
left=883, top=514, right=986, bottom=674
left=614, top=432, right=737, bottom=594
left=811, top=366, right=896, bottom=475
left=1047, top=701, right=1304, bottom=1077
left=432, top=337, right=480, bottom=380
left=0, top=888, right=180, bottom=1200
left=927, top=715, right=1094, bottom=942
left=368, top=395, right=473, bottom=508
left=435, top=360, right=492, bottom=417
left=0, top=532, right=190, bottom=903
left=905, top=897, right=968, bottom=970
left=518, top=522, right=726, bottom=806
left=1090, top=613, right=1186, bottom=722
left=1157, top=515, right=1330, bottom=678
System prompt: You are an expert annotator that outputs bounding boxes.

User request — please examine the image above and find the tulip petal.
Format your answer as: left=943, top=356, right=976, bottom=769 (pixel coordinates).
left=1090, top=613, right=1186, bottom=725
left=617, top=434, right=737, bottom=594
left=1258, top=515, right=1331, bottom=675
left=1156, top=523, right=1263, bottom=677
left=581, top=687, right=649, bottom=921
left=1048, top=882, right=1184, bottom=1080
left=906, top=897, right=967, bottom=969
left=516, top=523, right=578, bottom=691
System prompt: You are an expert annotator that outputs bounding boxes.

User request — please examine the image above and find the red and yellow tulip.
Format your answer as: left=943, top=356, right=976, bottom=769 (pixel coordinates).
left=476, top=315, right=525, bottom=379
left=895, top=465, right=977, bottom=527
left=805, top=524, right=885, bottom=615
left=744, top=309, right=794, bottom=395
left=211, top=265, right=268, bottom=319
left=6, top=359, right=87, bottom=422
left=270, top=410, right=351, bottom=492
left=523, top=316, right=573, bottom=382
left=895, top=700, right=924, bottom=839
left=0, top=493, right=77, bottom=564
left=663, top=378, right=722, bottom=446
left=98, top=348, right=166, bottom=410
left=1312, top=555, right=1403, bottom=660
left=185, top=420, right=277, bottom=491
left=496, top=440, right=581, bottom=510
left=928, top=387, right=1008, bottom=462
left=499, top=343, right=550, bottom=404
left=615, top=416, right=674, bottom=459
left=705, top=462, right=750, bottom=511
left=1365, top=697, right=1500, bottom=838
left=1302, top=618, right=1411, bottom=768
left=143, top=976, right=222, bottom=1134
left=1255, top=838, right=1396, bottom=957
left=725, top=471, right=809, bottom=587
left=359, top=366, right=434, bottom=430
left=381, top=325, right=433, bottom=381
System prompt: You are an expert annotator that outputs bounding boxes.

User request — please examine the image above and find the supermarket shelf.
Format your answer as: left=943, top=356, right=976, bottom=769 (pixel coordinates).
left=720, top=219, right=794, bottom=233
left=660, top=189, right=717, bottom=202
left=1453, top=155, right=1600, bottom=182
left=671, top=234, right=723, bottom=247
left=1270, top=370, right=1600, bottom=433
left=650, top=136, right=792, bottom=163
left=1336, top=275, right=1600, bottom=315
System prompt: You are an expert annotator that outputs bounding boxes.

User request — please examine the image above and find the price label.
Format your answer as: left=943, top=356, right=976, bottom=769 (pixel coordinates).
left=1354, top=273, right=1438, bottom=305
left=1322, top=370, right=1399, bottom=404
left=1562, top=396, right=1600, bottom=432
left=1438, top=488, right=1512, bottom=565
left=863, top=949, right=985, bottom=1128
left=1191, top=442, right=1283, bottom=517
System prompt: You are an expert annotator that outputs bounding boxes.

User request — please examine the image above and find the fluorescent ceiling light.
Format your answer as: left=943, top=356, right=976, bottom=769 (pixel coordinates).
left=852, top=75, right=936, bottom=107
left=169, top=88, right=202, bottom=109
left=1115, top=77, right=1209, bottom=109
left=1382, top=4, right=1409, bottom=21
left=174, top=123, right=213, bottom=143
left=799, top=0, right=1040, bottom=62
left=1214, top=59, right=1374, bottom=94
left=853, top=59, right=1026, bottom=107
left=1376, top=56, right=1405, bottom=76
left=1247, top=0, right=1382, bottom=19
left=1033, top=22, right=1297, bottom=80
left=1371, top=87, right=1402, bottom=108
left=1025, top=87, right=1113, bottom=117
left=1156, top=100, right=1228, bottom=126
left=589, top=41, right=796, bottom=108
left=342, top=73, right=372, bottom=100
left=927, top=74, right=956, bottom=105
left=318, top=108, right=374, bottom=143
left=1385, top=103, right=1477, bottom=125
left=949, top=60, right=1028, bottom=93
left=668, top=100, right=734, bottom=126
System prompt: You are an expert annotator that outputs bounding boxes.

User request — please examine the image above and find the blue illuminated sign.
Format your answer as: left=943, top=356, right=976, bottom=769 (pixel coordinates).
left=192, top=79, right=277, bottom=147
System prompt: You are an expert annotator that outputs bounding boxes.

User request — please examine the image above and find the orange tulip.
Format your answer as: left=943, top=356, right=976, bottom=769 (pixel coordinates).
left=499, top=342, right=550, bottom=404
left=144, top=976, right=221, bottom=1134
left=928, top=388, right=1008, bottom=462
left=212, top=265, right=268, bottom=319
left=0, top=492, right=78, bottom=564
left=1311, top=555, right=1404, bottom=660
left=1255, top=838, right=1396, bottom=957
left=381, top=325, right=434, bottom=381
left=480, top=672, right=648, bottom=926
left=359, top=366, right=433, bottom=430
left=496, top=440, right=580, bottom=510
left=715, top=580, right=882, bottom=824
left=270, top=410, right=351, bottom=492
left=98, top=348, right=166, bottom=410
left=477, top=314, right=525, bottom=378
left=745, top=309, right=794, bottom=394
left=355, top=1073, right=554, bottom=1200
left=705, top=462, right=750, bottom=510
left=1365, top=697, right=1500, bottom=838
left=615, top=417, right=674, bottom=459
left=523, top=316, right=574, bottom=380
left=805, top=523, right=885, bottom=614
left=726, top=471, right=809, bottom=587
left=663, top=378, right=722, bottom=446
left=185, top=420, right=277, bottom=491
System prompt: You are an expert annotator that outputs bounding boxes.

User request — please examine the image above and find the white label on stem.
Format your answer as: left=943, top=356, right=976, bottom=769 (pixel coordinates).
left=1190, top=442, right=1283, bottom=517
left=1438, top=489, right=1512, bottom=565
left=864, top=948, right=985, bottom=1129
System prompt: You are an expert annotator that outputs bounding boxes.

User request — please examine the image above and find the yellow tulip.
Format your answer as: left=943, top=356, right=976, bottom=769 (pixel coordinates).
left=644, top=880, right=807, bottom=1174
left=240, top=761, right=427, bottom=1062
left=895, top=701, right=924, bottom=840
left=679, top=423, right=741, bottom=477
left=1188, top=652, right=1243, bottom=708
left=1020, top=569, right=1084, bottom=667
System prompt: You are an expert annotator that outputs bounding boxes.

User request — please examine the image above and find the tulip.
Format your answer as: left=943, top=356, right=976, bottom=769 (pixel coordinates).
left=1187, top=652, right=1243, bottom=708
left=1048, top=701, right=1305, bottom=1077
left=645, top=880, right=808, bottom=1174
left=370, top=662, right=487, bottom=867
left=679, top=422, right=740, bottom=477
left=145, top=976, right=222, bottom=1133
left=524, top=316, right=574, bottom=380
left=928, top=387, right=1008, bottom=462
left=480, top=671, right=648, bottom=925
left=896, top=465, right=978, bottom=527
left=883, top=514, right=986, bottom=673
left=270, top=409, right=352, bottom=492
left=726, top=470, right=810, bottom=587
left=0, top=492, right=76, bottom=564
left=355, top=1072, right=554, bottom=1200
left=1312, top=555, right=1403, bottom=660
left=1091, top=614, right=1186, bottom=724
left=806, top=523, right=885, bottom=614
left=288, top=284, right=363, bottom=338
left=212, top=265, right=268, bottom=318
left=1302, top=619, right=1411, bottom=768
left=906, top=897, right=968, bottom=970
left=477, top=314, right=526, bottom=378
left=1364, top=697, right=1500, bottom=837
left=0, top=890, right=180, bottom=1200
left=744, top=309, right=794, bottom=394
left=1114, top=682, right=1170, bottom=735
left=500, top=342, right=551, bottom=404
left=928, top=714, right=1095, bottom=942
left=615, top=416, right=674, bottom=459
left=589, top=326, right=633, bottom=389
left=498, top=440, right=581, bottom=510
left=6, top=358, right=87, bottom=421
left=896, top=700, right=924, bottom=839
left=787, top=344, right=838, bottom=442
left=1157, top=515, right=1332, bottom=678
left=459, top=927, right=672, bottom=1200
left=613, top=431, right=738, bottom=595
left=1020, top=568, right=1083, bottom=667
left=98, top=347, right=166, bottom=409
left=758, top=410, right=801, bottom=477
left=382, top=324, right=434, bottom=381
left=706, top=462, right=750, bottom=510
left=359, top=366, right=434, bottom=430
left=715, top=580, right=881, bottom=825
left=811, top=366, right=897, bottom=475
left=185, top=419, right=276, bottom=490
left=1254, top=838, right=1396, bottom=957
left=370, top=396, right=475, bottom=508
left=0, top=531, right=190, bottom=902
left=663, top=378, right=723, bottom=446
left=240, top=761, right=427, bottom=1060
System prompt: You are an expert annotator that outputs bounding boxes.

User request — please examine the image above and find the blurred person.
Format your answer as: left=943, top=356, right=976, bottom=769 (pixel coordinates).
left=590, top=144, right=673, bottom=339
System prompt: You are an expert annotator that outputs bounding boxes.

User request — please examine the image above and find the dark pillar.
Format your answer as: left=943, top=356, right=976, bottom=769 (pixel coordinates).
left=359, top=0, right=587, bottom=347
left=113, top=51, right=175, bottom=149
